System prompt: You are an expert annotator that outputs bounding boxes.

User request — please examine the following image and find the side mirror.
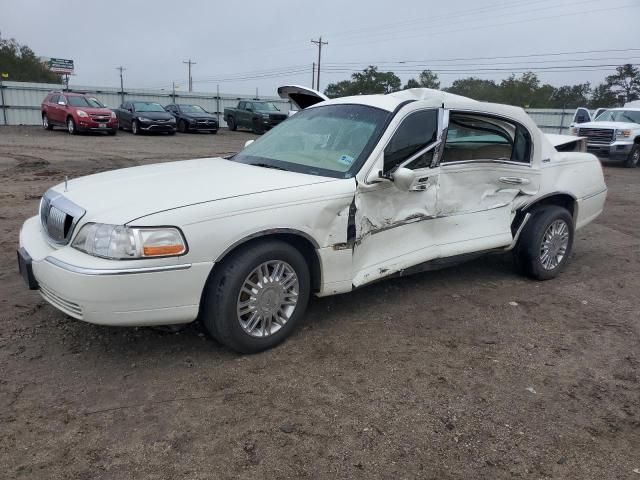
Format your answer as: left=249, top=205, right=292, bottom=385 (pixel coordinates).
left=244, top=139, right=255, bottom=148
left=391, top=167, right=416, bottom=191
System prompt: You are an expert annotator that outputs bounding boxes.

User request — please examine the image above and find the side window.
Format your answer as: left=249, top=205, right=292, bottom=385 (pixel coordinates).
left=384, top=109, right=438, bottom=172
left=238, top=101, right=245, bottom=110
left=443, top=113, right=531, bottom=164
left=49, top=95, right=59, bottom=104
left=245, top=102, right=253, bottom=111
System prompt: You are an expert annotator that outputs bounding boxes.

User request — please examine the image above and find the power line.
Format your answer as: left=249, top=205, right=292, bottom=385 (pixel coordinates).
left=183, top=59, right=196, bottom=92
left=311, top=37, right=328, bottom=91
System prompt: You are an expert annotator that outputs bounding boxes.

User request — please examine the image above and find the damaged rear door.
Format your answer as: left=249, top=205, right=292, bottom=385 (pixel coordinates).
left=352, top=104, right=447, bottom=287
left=435, top=111, right=541, bottom=257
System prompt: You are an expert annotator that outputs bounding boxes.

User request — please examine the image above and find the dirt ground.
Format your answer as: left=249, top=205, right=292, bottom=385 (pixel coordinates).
left=0, top=125, right=638, bottom=479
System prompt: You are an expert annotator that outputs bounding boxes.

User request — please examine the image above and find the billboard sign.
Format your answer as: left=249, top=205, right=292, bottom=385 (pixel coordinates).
left=48, top=58, right=74, bottom=74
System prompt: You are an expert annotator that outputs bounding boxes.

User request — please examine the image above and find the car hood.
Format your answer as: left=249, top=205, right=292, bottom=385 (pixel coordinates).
left=72, top=107, right=113, bottom=115
left=51, top=157, right=338, bottom=225
left=577, top=121, right=639, bottom=130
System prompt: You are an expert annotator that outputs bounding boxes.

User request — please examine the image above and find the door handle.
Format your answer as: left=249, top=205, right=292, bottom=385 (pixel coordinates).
left=499, top=176, right=530, bottom=185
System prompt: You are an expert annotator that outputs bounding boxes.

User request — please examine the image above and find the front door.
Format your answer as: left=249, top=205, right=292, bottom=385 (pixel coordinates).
left=352, top=104, right=447, bottom=287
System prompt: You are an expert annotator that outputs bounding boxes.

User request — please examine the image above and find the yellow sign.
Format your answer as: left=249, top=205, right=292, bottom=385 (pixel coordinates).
left=1, top=73, right=8, bottom=79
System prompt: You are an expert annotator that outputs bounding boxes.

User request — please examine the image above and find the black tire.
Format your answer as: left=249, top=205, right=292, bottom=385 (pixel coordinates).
left=167, top=130, right=176, bottom=135
left=624, top=144, right=640, bottom=168
left=210, top=129, right=218, bottom=134
left=178, top=119, right=188, bottom=133
left=42, top=114, right=53, bottom=130
left=201, top=239, right=311, bottom=353
left=131, top=120, right=139, bottom=135
left=227, top=116, right=237, bottom=131
left=67, top=117, right=77, bottom=135
left=108, top=129, right=117, bottom=136
left=252, top=118, right=264, bottom=135
left=514, top=206, right=574, bottom=280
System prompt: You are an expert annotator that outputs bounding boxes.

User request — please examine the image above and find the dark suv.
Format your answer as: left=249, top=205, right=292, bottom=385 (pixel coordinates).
left=165, top=104, right=219, bottom=133
left=41, top=92, right=118, bottom=135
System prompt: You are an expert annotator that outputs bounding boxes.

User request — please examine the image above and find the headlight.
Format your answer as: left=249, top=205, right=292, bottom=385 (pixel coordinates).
left=138, top=116, right=153, bottom=122
left=169, top=117, right=176, bottom=123
left=262, top=113, right=269, bottom=119
left=76, top=110, right=89, bottom=118
left=110, top=111, right=117, bottom=118
left=71, top=223, right=187, bottom=259
left=616, top=129, right=631, bottom=138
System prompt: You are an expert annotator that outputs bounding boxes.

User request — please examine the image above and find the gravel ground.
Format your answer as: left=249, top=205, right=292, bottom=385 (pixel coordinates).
left=0, top=126, right=638, bottom=479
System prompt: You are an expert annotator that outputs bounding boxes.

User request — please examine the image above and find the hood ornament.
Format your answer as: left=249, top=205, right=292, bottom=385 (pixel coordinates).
left=64, top=176, right=69, bottom=192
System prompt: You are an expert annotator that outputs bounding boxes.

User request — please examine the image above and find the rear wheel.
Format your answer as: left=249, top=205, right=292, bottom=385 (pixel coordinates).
left=227, top=116, right=237, bottom=131
left=67, top=117, right=77, bottom=135
left=201, top=240, right=310, bottom=353
left=624, top=144, right=640, bottom=168
left=514, top=206, right=574, bottom=280
left=42, top=114, right=53, bottom=130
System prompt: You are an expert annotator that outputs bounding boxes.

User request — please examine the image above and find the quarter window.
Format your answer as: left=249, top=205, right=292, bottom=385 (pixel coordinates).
left=384, top=109, right=438, bottom=172
left=443, top=113, right=531, bottom=164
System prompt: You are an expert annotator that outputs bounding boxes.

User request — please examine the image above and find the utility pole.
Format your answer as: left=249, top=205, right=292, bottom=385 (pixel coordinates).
left=183, top=59, right=196, bottom=92
left=312, top=62, right=316, bottom=90
left=116, top=66, right=126, bottom=105
left=310, top=37, right=327, bottom=91
left=172, top=81, right=176, bottom=103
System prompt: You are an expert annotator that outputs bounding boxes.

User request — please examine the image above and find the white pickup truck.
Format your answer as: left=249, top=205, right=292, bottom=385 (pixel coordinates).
left=570, top=105, right=640, bottom=167
left=18, top=87, right=607, bottom=353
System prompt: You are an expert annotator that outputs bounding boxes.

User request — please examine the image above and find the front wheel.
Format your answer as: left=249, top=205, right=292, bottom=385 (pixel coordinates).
left=131, top=120, right=139, bottom=135
left=67, top=117, right=77, bottom=135
left=178, top=119, right=188, bottom=133
left=201, top=240, right=310, bottom=353
left=252, top=119, right=264, bottom=135
left=624, top=144, right=639, bottom=168
left=514, top=206, right=574, bottom=280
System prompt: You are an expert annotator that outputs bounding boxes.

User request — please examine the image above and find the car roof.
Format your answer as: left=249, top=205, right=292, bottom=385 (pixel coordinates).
left=606, top=107, right=640, bottom=112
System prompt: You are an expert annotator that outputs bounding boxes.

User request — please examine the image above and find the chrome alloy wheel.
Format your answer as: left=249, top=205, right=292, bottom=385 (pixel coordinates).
left=236, top=260, right=299, bottom=337
left=43, top=115, right=49, bottom=129
left=540, top=219, right=570, bottom=270
left=67, top=118, right=74, bottom=134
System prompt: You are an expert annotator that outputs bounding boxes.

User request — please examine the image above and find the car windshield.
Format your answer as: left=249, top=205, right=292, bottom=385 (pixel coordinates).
left=180, top=105, right=207, bottom=113
left=232, top=104, right=390, bottom=178
left=67, top=96, right=104, bottom=108
left=253, top=102, right=280, bottom=112
left=595, top=110, right=640, bottom=124
left=133, top=102, right=166, bottom=112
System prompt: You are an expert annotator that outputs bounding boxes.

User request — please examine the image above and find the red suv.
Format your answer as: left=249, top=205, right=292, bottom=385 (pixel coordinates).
left=41, top=92, right=118, bottom=135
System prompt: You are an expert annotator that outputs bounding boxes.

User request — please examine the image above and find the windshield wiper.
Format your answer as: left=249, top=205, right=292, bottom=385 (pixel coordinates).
left=250, top=162, right=289, bottom=171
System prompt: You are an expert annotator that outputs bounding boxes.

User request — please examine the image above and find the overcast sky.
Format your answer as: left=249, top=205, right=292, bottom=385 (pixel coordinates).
left=1, top=0, right=639, bottom=96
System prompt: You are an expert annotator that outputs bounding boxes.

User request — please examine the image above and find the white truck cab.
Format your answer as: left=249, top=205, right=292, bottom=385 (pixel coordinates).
left=570, top=106, right=640, bottom=167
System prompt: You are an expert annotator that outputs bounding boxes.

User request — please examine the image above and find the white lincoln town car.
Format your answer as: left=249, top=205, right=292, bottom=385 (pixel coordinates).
left=18, top=87, right=607, bottom=353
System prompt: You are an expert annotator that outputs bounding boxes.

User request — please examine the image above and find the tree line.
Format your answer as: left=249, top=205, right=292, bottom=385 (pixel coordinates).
left=0, top=33, right=61, bottom=83
left=325, top=64, right=640, bottom=109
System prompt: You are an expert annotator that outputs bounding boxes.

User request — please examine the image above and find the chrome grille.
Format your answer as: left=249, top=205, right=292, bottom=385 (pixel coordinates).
left=91, top=114, right=110, bottom=122
left=40, top=190, right=85, bottom=245
left=578, top=128, right=614, bottom=144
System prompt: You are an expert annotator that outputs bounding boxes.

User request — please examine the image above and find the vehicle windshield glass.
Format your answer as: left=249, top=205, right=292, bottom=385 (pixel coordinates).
left=232, top=104, right=390, bottom=178
left=595, top=110, right=640, bottom=124
left=67, top=96, right=104, bottom=108
left=133, top=102, right=166, bottom=112
left=180, top=105, right=207, bottom=113
left=253, top=102, right=280, bottom=112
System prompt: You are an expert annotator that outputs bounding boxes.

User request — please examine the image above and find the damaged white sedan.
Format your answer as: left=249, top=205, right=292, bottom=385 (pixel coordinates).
left=18, top=88, right=607, bottom=353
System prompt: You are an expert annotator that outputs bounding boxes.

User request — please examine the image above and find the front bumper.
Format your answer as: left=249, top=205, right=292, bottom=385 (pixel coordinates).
left=77, top=118, right=118, bottom=132
left=586, top=141, right=633, bottom=161
left=19, top=216, right=213, bottom=326
left=139, top=121, right=176, bottom=132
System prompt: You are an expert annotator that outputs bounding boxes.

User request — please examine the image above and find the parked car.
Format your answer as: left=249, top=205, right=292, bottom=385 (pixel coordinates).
left=115, top=101, right=176, bottom=135
left=570, top=106, right=640, bottom=167
left=18, top=87, right=607, bottom=353
left=224, top=100, right=288, bottom=134
left=164, top=104, right=219, bottom=134
left=41, top=92, right=118, bottom=135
